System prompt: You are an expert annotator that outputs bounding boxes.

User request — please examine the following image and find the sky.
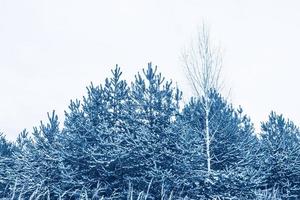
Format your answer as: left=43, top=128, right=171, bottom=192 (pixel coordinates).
left=1, top=0, right=300, bottom=140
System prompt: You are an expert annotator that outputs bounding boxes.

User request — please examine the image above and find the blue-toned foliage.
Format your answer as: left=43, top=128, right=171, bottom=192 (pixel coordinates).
left=179, top=90, right=260, bottom=198
left=0, top=64, right=299, bottom=199
left=131, top=63, right=182, bottom=133
left=259, top=112, right=300, bottom=199
left=0, top=133, right=16, bottom=196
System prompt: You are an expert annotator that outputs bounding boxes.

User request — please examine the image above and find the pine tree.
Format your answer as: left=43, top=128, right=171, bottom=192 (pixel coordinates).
left=128, top=63, right=184, bottom=198
left=131, top=63, right=182, bottom=133
left=259, top=112, right=300, bottom=199
left=0, top=132, right=16, bottom=197
left=62, top=65, right=135, bottom=198
left=180, top=90, right=259, bottom=199
left=12, top=111, right=66, bottom=198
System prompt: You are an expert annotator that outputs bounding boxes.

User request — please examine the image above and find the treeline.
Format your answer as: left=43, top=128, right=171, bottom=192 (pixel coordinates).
left=1, top=64, right=300, bottom=199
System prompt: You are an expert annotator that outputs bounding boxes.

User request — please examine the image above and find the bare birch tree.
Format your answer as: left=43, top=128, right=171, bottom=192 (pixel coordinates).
left=182, top=24, right=222, bottom=175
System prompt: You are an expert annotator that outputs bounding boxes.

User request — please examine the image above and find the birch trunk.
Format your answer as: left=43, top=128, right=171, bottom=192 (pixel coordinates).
left=205, top=104, right=211, bottom=174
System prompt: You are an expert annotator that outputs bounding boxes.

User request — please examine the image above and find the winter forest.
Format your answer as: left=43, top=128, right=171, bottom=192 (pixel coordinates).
left=1, top=63, right=300, bottom=199
left=1, top=29, right=300, bottom=199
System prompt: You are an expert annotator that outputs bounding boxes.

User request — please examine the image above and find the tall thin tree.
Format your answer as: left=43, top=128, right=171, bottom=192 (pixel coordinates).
left=182, top=24, right=222, bottom=175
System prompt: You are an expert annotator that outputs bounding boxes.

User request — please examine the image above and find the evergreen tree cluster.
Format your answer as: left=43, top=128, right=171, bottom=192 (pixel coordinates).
left=1, top=64, right=300, bottom=199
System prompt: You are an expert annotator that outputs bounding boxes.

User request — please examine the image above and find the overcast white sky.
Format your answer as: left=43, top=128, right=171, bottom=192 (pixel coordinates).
left=1, top=0, right=300, bottom=140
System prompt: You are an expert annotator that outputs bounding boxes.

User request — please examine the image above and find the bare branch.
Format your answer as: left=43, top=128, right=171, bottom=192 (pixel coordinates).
left=182, top=23, right=223, bottom=98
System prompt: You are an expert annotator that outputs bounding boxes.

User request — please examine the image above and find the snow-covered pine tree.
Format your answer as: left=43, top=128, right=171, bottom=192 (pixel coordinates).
left=62, top=65, right=137, bottom=198
left=182, top=90, right=257, bottom=170
left=179, top=90, right=259, bottom=199
left=11, top=111, right=66, bottom=199
left=81, top=65, right=131, bottom=129
left=0, top=132, right=16, bottom=197
left=0, top=133, right=14, bottom=157
left=259, top=112, right=300, bottom=199
left=131, top=63, right=182, bottom=134
left=129, top=63, right=184, bottom=198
